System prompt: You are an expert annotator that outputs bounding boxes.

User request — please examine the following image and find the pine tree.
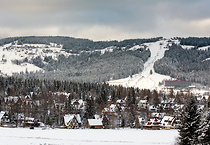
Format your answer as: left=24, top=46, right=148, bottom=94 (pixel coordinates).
left=152, top=90, right=159, bottom=107
left=121, top=118, right=125, bottom=128
left=134, top=117, right=140, bottom=129
left=102, top=113, right=109, bottom=129
left=178, top=96, right=201, bottom=145
left=197, top=108, right=210, bottom=145
left=84, top=96, right=95, bottom=119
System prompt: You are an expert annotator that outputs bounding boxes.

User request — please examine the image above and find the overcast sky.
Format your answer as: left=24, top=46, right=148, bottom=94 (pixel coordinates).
left=0, top=0, right=210, bottom=41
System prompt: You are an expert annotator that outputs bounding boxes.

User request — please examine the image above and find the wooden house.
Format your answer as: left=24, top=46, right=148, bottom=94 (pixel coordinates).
left=86, top=119, right=103, bottom=129
left=64, top=114, right=81, bottom=129
left=144, top=117, right=161, bottom=130
left=161, top=116, right=176, bottom=130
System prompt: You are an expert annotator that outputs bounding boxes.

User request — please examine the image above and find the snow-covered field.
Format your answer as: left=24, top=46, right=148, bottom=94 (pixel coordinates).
left=0, top=127, right=178, bottom=145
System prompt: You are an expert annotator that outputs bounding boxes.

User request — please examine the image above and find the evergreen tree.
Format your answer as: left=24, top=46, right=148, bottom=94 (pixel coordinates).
left=121, top=118, right=125, bottom=128
left=152, top=90, right=159, bottom=107
left=178, top=96, right=201, bottom=145
left=134, top=116, right=140, bottom=129
left=84, top=96, right=95, bottom=119
left=102, top=113, right=109, bottom=129
left=197, top=109, right=210, bottom=145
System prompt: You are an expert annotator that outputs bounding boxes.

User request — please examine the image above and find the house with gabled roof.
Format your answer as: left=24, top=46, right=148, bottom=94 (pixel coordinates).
left=138, top=99, right=148, bottom=109
left=161, top=116, right=176, bottom=130
left=86, top=119, right=103, bottom=129
left=144, top=117, right=161, bottom=130
left=63, top=114, right=81, bottom=129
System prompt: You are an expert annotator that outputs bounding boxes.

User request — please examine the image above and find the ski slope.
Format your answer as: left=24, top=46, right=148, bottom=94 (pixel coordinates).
left=109, top=39, right=171, bottom=90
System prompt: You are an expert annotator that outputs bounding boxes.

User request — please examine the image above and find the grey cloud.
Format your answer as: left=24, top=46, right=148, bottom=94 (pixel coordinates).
left=0, top=0, right=210, bottom=40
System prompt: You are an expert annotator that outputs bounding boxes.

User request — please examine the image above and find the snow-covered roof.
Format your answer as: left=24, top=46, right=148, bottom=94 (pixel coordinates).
left=71, top=99, right=85, bottom=109
left=139, top=100, right=148, bottom=104
left=94, top=115, right=100, bottom=120
left=87, top=119, right=103, bottom=126
left=75, top=114, right=81, bottom=124
left=64, top=114, right=75, bottom=126
left=145, top=118, right=161, bottom=127
left=161, top=116, right=176, bottom=127
left=0, top=111, right=5, bottom=121
left=64, top=114, right=81, bottom=126
left=151, top=113, right=165, bottom=118
left=25, top=117, right=34, bottom=121
left=161, top=116, right=174, bottom=123
left=149, top=105, right=157, bottom=111
left=104, top=104, right=117, bottom=113
left=4, top=96, right=19, bottom=103
left=116, top=99, right=125, bottom=104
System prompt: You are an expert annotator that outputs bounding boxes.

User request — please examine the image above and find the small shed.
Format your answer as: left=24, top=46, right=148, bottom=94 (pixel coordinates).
left=86, top=119, right=103, bottom=129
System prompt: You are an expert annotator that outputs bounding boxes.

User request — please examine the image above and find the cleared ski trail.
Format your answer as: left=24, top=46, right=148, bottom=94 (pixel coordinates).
left=109, top=39, right=171, bottom=90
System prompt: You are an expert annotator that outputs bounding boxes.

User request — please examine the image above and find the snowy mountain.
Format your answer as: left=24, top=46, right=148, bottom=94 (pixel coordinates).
left=0, top=36, right=210, bottom=88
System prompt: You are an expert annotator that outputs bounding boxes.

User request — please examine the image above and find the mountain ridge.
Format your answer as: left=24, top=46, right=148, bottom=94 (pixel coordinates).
left=0, top=36, right=209, bottom=87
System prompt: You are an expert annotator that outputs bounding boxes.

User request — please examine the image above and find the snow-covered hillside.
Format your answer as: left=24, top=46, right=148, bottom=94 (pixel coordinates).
left=0, top=37, right=209, bottom=90
left=0, top=41, right=70, bottom=75
left=109, top=39, right=172, bottom=90
left=0, top=38, right=181, bottom=90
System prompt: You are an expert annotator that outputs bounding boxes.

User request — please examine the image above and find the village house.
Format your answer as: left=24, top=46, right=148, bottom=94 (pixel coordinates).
left=23, top=117, right=45, bottom=128
left=137, top=100, right=148, bottom=110
left=102, top=104, right=123, bottom=128
left=161, top=116, right=176, bottom=130
left=63, top=114, right=81, bottom=129
left=86, top=119, right=103, bottom=129
left=144, top=117, right=161, bottom=130
left=71, top=99, right=85, bottom=113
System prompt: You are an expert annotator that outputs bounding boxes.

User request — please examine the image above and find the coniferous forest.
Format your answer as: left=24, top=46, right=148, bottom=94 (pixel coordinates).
left=0, top=36, right=210, bottom=145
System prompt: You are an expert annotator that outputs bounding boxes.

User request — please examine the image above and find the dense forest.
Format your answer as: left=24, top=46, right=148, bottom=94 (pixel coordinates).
left=17, top=47, right=150, bottom=82
left=154, top=38, right=210, bottom=86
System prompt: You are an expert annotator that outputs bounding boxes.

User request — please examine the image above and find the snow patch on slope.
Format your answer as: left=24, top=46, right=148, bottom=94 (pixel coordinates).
left=198, top=45, right=210, bottom=51
left=181, top=45, right=194, bottom=50
left=0, top=41, right=72, bottom=76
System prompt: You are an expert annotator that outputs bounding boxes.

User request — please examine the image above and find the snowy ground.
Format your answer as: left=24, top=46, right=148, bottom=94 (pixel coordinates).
left=0, top=127, right=178, bottom=145
left=108, top=39, right=171, bottom=90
